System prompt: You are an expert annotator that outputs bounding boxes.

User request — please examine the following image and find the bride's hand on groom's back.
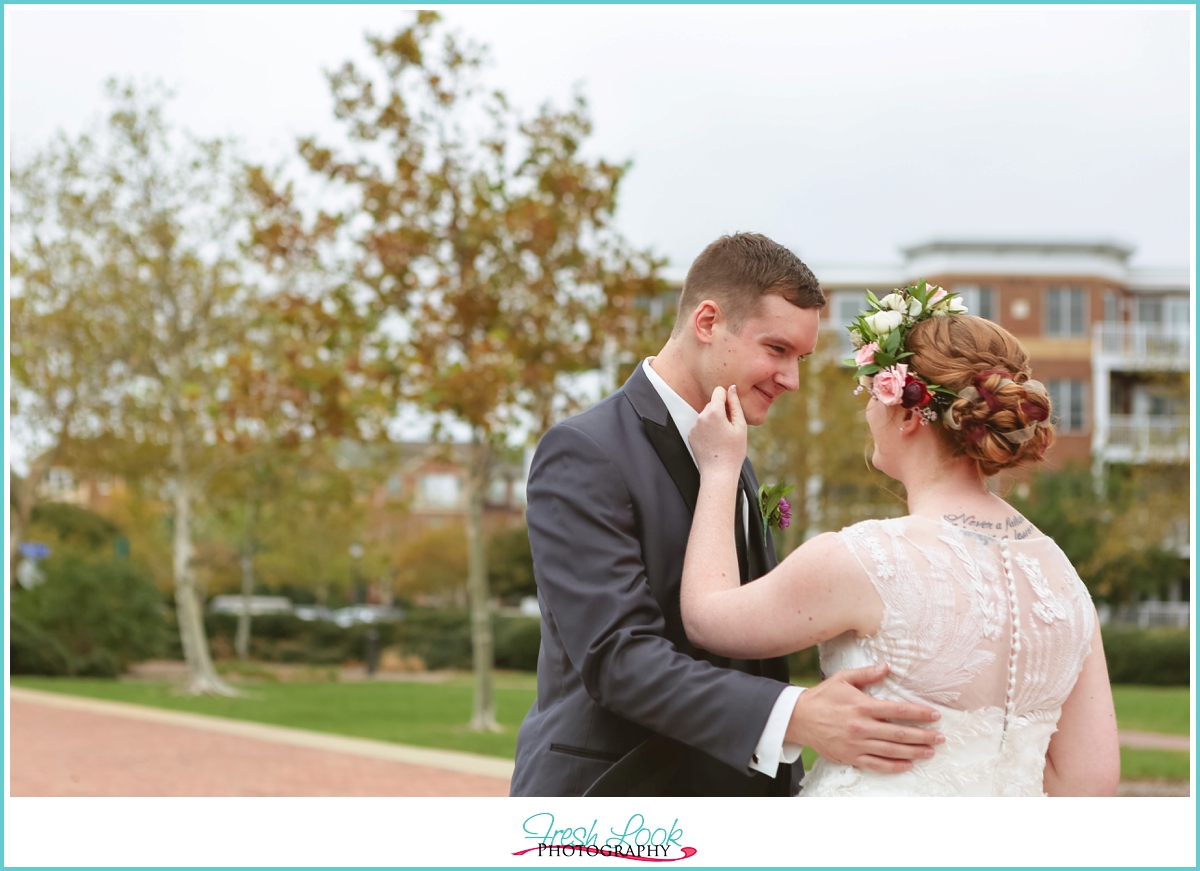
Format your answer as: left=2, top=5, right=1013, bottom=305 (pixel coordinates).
left=785, top=663, right=946, bottom=774
left=690, top=385, right=747, bottom=479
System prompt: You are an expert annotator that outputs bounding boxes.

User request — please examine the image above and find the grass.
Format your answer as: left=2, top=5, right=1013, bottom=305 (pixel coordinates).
left=1119, top=747, right=1190, bottom=783
left=13, top=673, right=537, bottom=759
left=1111, top=685, right=1190, bottom=736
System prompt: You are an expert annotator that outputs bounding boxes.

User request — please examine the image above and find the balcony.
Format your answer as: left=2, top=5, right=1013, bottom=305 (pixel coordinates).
left=1098, top=414, right=1191, bottom=464
left=1093, top=323, right=1190, bottom=371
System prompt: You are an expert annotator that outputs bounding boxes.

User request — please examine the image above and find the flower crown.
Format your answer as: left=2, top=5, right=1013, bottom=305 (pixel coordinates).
left=843, top=281, right=967, bottom=424
left=844, top=281, right=1054, bottom=445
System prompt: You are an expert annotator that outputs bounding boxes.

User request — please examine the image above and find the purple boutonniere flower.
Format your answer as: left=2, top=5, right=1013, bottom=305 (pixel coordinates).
left=758, top=482, right=795, bottom=547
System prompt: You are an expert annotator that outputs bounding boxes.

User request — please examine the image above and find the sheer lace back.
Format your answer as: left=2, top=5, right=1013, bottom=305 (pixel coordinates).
left=800, top=516, right=1095, bottom=797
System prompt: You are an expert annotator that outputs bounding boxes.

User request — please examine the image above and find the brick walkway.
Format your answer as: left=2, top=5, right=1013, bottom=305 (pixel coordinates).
left=10, top=691, right=510, bottom=797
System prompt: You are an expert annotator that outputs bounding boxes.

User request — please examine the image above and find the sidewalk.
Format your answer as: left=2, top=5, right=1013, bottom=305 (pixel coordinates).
left=10, top=688, right=510, bottom=797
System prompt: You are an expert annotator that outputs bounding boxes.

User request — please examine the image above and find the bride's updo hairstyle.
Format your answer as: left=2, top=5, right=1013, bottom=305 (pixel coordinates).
left=905, top=316, right=1055, bottom=477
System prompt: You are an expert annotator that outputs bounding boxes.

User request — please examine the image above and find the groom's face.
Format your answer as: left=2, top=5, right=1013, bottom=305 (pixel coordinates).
left=708, top=293, right=820, bottom=426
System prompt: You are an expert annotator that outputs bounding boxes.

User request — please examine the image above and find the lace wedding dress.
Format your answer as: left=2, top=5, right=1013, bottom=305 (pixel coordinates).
left=799, top=516, right=1095, bottom=797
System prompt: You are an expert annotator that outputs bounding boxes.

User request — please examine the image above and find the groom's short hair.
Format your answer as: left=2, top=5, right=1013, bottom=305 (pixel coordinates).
left=674, top=233, right=825, bottom=335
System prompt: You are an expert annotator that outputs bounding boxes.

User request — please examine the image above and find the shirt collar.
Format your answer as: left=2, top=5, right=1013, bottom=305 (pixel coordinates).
left=642, top=358, right=700, bottom=466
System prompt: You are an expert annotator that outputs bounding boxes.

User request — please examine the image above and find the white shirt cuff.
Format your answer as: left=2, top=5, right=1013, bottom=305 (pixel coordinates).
left=749, top=685, right=804, bottom=777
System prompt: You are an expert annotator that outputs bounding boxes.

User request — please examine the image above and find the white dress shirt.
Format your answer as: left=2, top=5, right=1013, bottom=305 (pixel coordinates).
left=642, top=359, right=803, bottom=778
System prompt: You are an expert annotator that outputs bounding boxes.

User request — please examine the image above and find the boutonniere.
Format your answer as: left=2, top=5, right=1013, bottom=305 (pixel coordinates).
left=758, top=482, right=794, bottom=545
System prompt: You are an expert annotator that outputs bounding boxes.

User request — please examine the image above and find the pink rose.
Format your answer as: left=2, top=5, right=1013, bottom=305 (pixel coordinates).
left=929, top=286, right=948, bottom=306
left=854, top=342, right=880, bottom=367
left=872, top=364, right=908, bottom=405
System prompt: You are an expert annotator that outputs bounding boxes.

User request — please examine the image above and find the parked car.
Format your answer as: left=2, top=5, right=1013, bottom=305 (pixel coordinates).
left=209, top=595, right=293, bottom=617
left=331, top=605, right=404, bottom=627
left=293, top=604, right=336, bottom=622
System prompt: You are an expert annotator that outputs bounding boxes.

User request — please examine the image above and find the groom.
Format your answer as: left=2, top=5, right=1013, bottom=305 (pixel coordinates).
left=510, top=233, right=941, bottom=797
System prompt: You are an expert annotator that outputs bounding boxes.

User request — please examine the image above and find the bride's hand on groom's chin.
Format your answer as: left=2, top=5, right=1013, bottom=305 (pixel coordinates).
left=691, top=384, right=747, bottom=478
left=785, top=662, right=946, bottom=774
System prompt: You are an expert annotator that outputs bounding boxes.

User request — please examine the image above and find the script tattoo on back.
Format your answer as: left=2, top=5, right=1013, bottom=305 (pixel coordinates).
left=942, top=512, right=1036, bottom=540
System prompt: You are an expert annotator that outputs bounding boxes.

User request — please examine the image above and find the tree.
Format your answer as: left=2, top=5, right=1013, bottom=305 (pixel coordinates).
left=1012, top=462, right=1188, bottom=603
left=750, top=341, right=903, bottom=558
left=290, top=13, right=665, bottom=729
left=488, top=525, right=537, bottom=604
left=10, top=133, right=126, bottom=581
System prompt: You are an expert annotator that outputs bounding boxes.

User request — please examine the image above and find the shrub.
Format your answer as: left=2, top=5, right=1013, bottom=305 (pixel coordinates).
left=10, top=614, right=72, bottom=676
left=1101, top=627, right=1190, bottom=686
left=494, top=617, right=541, bottom=671
left=12, top=552, right=168, bottom=672
left=787, top=646, right=822, bottom=682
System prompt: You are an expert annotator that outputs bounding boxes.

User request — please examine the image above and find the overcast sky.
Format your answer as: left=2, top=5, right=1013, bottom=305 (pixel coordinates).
left=6, top=4, right=1194, bottom=275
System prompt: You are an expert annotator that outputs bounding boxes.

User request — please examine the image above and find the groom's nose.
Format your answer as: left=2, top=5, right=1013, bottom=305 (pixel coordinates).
left=776, top=361, right=800, bottom=393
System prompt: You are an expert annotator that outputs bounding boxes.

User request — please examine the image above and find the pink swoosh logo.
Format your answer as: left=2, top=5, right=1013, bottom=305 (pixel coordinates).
left=511, top=846, right=697, bottom=862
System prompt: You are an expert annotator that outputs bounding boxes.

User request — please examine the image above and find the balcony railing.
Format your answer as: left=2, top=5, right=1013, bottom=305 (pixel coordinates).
left=1093, top=323, right=1190, bottom=369
left=1101, top=414, right=1190, bottom=462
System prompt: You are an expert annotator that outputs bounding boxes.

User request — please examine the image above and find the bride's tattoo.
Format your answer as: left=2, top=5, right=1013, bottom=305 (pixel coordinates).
left=943, top=512, right=1035, bottom=540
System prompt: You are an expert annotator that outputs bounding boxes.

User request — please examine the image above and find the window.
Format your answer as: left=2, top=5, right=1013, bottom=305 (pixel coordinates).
left=1137, top=298, right=1164, bottom=325
left=831, top=290, right=870, bottom=355
left=953, top=286, right=995, bottom=321
left=487, top=477, right=509, bottom=506
left=1045, top=287, right=1088, bottom=337
left=1165, top=296, right=1190, bottom=327
left=421, top=473, right=460, bottom=508
left=1047, top=380, right=1087, bottom=432
left=1103, top=292, right=1120, bottom=323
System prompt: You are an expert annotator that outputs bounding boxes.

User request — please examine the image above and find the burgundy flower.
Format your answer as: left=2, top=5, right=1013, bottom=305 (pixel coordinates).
left=900, top=374, right=932, bottom=409
left=778, top=497, right=791, bottom=529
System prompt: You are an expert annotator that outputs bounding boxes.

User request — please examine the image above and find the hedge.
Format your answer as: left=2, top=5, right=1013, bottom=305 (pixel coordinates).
left=1100, top=627, right=1190, bottom=686
left=195, top=608, right=540, bottom=671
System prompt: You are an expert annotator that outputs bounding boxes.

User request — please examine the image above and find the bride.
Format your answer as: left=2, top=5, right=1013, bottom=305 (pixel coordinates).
left=680, top=283, right=1120, bottom=796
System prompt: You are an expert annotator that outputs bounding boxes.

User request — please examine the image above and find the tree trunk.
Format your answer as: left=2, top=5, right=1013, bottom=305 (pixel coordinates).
left=235, top=502, right=257, bottom=661
left=236, top=551, right=254, bottom=661
left=803, top=352, right=825, bottom=543
left=465, top=437, right=499, bottom=732
left=170, top=423, right=237, bottom=696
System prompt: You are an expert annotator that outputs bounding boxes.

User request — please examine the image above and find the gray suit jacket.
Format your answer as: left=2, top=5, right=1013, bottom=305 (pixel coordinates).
left=510, top=365, right=802, bottom=797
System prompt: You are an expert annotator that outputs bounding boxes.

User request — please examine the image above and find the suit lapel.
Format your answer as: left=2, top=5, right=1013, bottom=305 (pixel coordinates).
left=741, top=465, right=772, bottom=579
left=641, top=414, right=700, bottom=517
left=625, top=364, right=763, bottom=585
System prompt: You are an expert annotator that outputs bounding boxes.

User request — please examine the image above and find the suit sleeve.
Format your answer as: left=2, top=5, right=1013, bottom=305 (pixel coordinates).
left=526, top=422, right=787, bottom=774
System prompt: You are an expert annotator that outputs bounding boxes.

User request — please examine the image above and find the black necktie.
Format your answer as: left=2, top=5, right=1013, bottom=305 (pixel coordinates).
left=734, top=481, right=750, bottom=585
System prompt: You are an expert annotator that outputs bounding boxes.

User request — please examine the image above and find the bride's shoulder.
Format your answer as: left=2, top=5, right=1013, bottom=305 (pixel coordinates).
left=836, top=515, right=909, bottom=539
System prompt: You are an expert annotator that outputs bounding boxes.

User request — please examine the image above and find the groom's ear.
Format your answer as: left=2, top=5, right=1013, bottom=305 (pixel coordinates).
left=691, top=300, right=723, bottom=345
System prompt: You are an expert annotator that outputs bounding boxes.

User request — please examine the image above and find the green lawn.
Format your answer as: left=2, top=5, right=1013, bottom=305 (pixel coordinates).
left=1111, top=685, right=1190, bottom=736
left=13, top=674, right=537, bottom=759
left=1119, top=747, right=1190, bottom=783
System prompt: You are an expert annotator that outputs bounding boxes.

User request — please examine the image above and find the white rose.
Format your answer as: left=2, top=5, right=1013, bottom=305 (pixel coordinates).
left=879, top=293, right=907, bottom=312
left=865, top=309, right=903, bottom=335
left=908, top=296, right=923, bottom=317
left=947, top=296, right=969, bottom=314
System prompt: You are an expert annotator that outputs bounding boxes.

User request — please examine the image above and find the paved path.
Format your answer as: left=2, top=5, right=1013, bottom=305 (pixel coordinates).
left=1117, top=729, right=1190, bottom=751
left=9, top=689, right=510, bottom=797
